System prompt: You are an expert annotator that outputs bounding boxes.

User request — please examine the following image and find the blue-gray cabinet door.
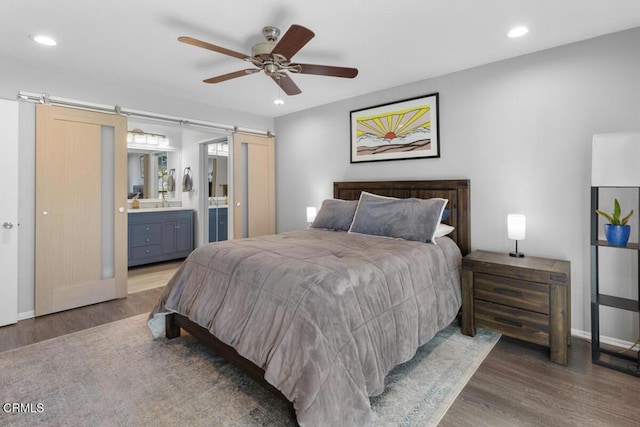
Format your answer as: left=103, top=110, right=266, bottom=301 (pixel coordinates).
left=162, top=220, right=192, bottom=253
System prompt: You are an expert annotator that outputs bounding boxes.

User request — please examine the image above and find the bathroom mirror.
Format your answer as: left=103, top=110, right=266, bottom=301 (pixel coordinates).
left=127, top=119, right=182, bottom=201
left=207, top=139, right=229, bottom=243
left=127, top=149, right=180, bottom=200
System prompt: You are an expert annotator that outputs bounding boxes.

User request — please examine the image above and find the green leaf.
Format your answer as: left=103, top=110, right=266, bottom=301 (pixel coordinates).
left=595, top=210, right=615, bottom=224
left=597, top=199, right=633, bottom=225
left=621, top=209, right=634, bottom=225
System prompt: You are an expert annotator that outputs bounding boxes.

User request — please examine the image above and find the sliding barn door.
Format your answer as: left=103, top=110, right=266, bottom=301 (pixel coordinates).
left=35, top=105, right=128, bottom=316
left=233, top=132, right=275, bottom=238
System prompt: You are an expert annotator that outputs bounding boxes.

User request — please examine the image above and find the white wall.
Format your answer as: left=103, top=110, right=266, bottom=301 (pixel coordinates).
left=274, top=27, right=640, bottom=342
left=1, top=61, right=273, bottom=316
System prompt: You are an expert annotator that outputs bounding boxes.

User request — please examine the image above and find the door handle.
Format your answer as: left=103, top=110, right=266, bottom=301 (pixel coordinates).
left=3, top=222, right=14, bottom=229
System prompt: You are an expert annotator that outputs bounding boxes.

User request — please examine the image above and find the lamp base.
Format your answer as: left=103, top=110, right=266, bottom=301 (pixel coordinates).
left=510, top=240, right=524, bottom=258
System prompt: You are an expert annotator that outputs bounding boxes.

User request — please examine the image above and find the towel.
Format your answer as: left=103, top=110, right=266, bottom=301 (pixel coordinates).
left=182, top=167, right=193, bottom=192
left=167, top=169, right=175, bottom=192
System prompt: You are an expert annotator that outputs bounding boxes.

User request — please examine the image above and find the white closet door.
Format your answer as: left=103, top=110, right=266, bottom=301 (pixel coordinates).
left=0, top=99, right=19, bottom=326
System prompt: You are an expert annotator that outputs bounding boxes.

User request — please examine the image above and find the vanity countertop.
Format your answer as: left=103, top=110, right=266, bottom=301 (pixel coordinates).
left=208, top=205, right=229, bottom=209
left=128, top=206, right=193, bottom=213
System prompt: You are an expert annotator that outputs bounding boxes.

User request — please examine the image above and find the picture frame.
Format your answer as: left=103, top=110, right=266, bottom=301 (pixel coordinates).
left=350, top=93, right=439, bottom=163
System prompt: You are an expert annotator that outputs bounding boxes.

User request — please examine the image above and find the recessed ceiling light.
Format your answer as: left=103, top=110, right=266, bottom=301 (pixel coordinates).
left=30, top=34, right=57, bottom=46
left=273, top=98, right=284, bottom=106
left=507, top=26, right=529, bottom=38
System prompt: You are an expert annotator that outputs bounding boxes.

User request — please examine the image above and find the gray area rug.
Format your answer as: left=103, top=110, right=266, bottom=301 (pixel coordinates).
left=0, top=314, right=499, bottom=426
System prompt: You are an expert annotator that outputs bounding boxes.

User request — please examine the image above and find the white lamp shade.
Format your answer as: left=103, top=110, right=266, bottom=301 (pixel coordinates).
left=507, top=214, right=526, bottom=240
left=306, top=206, right=317, bottom=223
left=592, top=132, right=640, bottom=186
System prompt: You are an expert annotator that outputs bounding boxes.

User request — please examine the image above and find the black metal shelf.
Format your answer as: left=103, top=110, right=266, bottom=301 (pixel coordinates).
left=590, top=186, right=640, bottom=377
left=593, top=239, right=639, bottom=250
left=598, top=294, right=640, bottom=312
left=593, top=358, right=640, bottom=378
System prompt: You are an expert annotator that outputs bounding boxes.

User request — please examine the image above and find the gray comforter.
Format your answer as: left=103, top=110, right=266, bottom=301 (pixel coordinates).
left=148, top=229, right=462, bottom=426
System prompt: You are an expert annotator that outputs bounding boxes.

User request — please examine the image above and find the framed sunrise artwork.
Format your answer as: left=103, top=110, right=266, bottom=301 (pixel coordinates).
left=350, top=93, right=439, bottom=163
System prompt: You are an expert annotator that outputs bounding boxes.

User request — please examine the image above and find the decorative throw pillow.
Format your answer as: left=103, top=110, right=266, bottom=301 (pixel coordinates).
left=311, top=199, right=358, bottom=231
left=434, top=223, right=455, bottom=238
left=348, top=192, right=448, bottom=243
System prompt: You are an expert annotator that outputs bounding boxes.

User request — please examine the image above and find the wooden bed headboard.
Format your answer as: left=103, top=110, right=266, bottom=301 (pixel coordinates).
left=333, top=179, right=471, bottom=255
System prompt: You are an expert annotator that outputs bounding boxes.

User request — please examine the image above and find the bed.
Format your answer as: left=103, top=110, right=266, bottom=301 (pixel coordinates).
left=148, top=179, right=470, bottom=426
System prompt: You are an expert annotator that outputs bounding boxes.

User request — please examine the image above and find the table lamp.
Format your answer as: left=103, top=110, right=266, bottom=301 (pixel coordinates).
left=508, top=214, right=526, bottom=257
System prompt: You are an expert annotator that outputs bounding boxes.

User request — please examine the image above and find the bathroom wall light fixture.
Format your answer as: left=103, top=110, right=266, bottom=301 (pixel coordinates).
left=507, top=214, right=526, bottom=257
left=127, top=129, right=170, bottom=148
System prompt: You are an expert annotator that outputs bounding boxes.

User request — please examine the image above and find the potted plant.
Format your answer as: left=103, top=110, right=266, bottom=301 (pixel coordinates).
left=595, top=198, right=634, bottom=246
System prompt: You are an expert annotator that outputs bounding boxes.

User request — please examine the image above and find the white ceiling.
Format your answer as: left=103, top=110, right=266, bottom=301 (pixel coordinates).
left=4, top=0, right=640, bottom=118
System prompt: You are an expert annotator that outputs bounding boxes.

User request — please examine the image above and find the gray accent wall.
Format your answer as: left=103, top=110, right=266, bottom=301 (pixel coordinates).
left=274, top=27, right=640, bottom=342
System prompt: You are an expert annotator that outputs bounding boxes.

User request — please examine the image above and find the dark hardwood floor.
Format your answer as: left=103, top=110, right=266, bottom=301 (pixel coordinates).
left=2, top=271, right=639, bottom=425
left=0, top=287, right=163, bottom=353
left=441, top=336, right=640, bottom=426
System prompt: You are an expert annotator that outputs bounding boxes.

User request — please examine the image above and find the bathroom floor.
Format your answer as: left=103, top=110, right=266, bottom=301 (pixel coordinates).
left=127, top=260, right=182, bottom=294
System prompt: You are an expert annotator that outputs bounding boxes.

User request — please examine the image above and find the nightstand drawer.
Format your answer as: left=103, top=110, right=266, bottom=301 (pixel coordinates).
left=475, top=273, right=549, bottom=314
left=475, top=300, right=549, bottom=347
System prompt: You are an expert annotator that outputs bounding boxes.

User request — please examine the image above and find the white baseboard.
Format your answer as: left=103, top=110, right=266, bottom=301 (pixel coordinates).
left=17, top=310, right=34, bottom=321
left=572, top=328, right=639, bottom=351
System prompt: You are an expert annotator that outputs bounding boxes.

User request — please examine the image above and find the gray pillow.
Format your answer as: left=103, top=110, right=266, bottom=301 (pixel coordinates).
left=311, top=199, right=358, bottom=231
left=348, top=192, right=448, bottom=243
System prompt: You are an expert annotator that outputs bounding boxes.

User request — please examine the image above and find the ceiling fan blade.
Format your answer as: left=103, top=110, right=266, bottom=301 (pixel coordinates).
left=203, top=69, right=259, bottom=84
left=294, top=63, right=359, bottom=78
left=271, top=25, right=315, bottom=60
left=272, top=74, right=301, bottom=95
left=178, top=36, right=249, bottom=60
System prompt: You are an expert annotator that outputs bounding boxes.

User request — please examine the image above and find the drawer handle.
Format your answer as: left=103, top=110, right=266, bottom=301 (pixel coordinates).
left=494, top=287, right=523, bottom=297
left=145, top=249, right=150, bottom=254
left=145, top=227, right=150, bottom=231
left=175, top=225, right=180, bottom=229
left=495, top=316, right=522, bottom=328
left=145, top=238, right=150, bottom=242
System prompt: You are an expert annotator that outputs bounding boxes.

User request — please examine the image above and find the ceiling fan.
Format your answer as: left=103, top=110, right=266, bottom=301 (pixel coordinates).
left=178, top=24, right=358, bottom=96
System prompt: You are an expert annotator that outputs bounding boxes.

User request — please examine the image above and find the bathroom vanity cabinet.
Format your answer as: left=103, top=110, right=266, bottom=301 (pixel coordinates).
left=208, top=207, right=228, bottom=243
left=128, top=209, right=194, bottom=267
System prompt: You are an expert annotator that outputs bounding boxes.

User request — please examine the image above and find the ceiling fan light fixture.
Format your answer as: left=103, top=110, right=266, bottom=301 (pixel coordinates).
left=179, top=23, right=358, bottom=96
left=264, top=62, right=280, bottom=76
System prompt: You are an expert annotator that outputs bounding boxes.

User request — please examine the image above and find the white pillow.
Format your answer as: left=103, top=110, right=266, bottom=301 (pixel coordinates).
left=434, top=223, right=455, bottom=238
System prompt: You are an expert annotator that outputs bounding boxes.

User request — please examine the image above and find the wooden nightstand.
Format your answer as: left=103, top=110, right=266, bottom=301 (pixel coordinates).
left=461, top=250, right=571, bottom=365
